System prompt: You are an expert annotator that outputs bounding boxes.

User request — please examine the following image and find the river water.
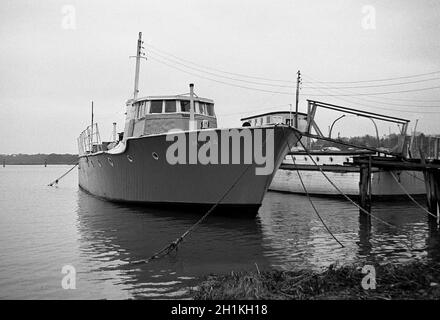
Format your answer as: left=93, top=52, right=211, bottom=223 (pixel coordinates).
left=1, top=165, right=439, bottom=299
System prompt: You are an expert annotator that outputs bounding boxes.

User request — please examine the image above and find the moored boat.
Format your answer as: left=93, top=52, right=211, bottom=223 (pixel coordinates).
left=77, top=33, right=301, bottom=214
left=241, top=111, right=426, bottom=198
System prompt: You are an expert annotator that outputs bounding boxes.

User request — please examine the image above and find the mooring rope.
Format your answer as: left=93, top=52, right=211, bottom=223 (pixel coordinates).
left=290, top=130, right=426, bottom=252
left=389, top=171, right=438, bottom=219
left=282, top=127, right=344, bottom=248
left=48, top=163, right=78, bottom=186
left=294, top=133, right=402, bottom=230
left=132, top=163, right=253, bottom=264
left=292, top=158, right=345, bottom=248
left=402, top=170, right=426, bottom=183
left=132, top=126, right=274, bottom=264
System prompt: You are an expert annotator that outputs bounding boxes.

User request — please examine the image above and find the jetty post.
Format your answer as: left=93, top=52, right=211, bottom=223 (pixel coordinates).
left=358, top=156, right=372, bottom=215
left=420, top=150, right=440, bottom=223
left=2, top=159, right=5, bottom=167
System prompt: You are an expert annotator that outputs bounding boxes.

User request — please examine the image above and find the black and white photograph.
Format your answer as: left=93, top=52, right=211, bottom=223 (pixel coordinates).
left=1, top=0, right=440, bottom=309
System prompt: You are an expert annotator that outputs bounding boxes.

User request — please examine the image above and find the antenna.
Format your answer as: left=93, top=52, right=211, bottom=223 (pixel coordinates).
left=295, top=70, right=301, bottom=129
left=133, top=32, right=143, bottom=100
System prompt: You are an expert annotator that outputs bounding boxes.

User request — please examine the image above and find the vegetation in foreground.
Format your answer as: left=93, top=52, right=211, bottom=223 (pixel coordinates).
left=192, top=261, right=440, bottom=300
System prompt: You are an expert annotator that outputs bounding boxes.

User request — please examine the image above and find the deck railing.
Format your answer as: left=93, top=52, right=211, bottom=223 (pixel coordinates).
left=77, top=123, right=102, bottom=156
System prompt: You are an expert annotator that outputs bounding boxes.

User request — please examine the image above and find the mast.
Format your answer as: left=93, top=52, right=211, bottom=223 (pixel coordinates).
left=295, top=70, right=301, bottom=129
left=133, top=32, right=143, bottom=100
left=90, top=101, right=94, bottom=152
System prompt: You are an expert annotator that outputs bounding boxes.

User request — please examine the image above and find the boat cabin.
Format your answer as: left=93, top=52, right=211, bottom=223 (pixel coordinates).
left=240, top=111, right=308, bottom=131
left=124, top=95, right=217, bottom=138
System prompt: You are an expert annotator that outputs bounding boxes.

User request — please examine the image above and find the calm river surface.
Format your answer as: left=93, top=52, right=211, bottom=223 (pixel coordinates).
left=1, top=165, right=439, bottom=299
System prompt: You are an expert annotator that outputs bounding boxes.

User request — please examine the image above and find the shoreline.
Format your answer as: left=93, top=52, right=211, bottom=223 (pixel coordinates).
left=191, top=260, right=440, bottom=300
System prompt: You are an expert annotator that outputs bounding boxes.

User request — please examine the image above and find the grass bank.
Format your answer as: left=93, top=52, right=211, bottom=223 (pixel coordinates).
left=191, top=261, right=440, bottom=300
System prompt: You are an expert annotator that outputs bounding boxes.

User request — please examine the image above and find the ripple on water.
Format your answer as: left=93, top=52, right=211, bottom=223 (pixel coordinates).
left=1, top=167, right=440, bottom=299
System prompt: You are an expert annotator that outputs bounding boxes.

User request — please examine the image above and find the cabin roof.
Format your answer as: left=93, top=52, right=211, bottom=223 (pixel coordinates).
left=133, top=95, right=214, bottom=104
left=240, top=111, right=308, bottom=121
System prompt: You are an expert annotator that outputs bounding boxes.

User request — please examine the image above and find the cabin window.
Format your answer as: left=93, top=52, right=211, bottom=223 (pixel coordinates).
left=206, top=103, right=215, bottom=116
left=260, top=118, right=263, bottom=125
left=136, top=103, right=141, bottom=118
left=180, top=100, right=190, bottom=112
left=266, top=116, right=271, bottom=123
left=150, top=100, right=163, bottom=113
left=286, top=119, right=291, bottom=126
left=199, top=102, right=205, bottom=114
left=165, top=100, right=176, bottom=113
left=137, top=101, right=147, bottom=118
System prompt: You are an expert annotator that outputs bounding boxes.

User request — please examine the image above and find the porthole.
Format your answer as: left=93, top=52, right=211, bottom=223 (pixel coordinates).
left=304, top=157, right=308, bottom=161
left=316, top=157, right=320, bottom=162
left=346, top=157, right=349, bottom=162
left=152, top=152, right=159, bottom=160
left=108, top=157, right=114, bottom=167
left=127, top=155, right=134, bottom=163
left=330, top=157, right=333, bottom=162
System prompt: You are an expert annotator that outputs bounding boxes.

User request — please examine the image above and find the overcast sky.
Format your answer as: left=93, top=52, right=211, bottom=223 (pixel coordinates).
left=1, top=0, right=439, bottom=154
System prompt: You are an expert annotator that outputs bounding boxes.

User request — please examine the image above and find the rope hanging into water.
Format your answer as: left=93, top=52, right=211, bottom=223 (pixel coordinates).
left=292, top=158, right=345, bottom=248
left=389, top=171, right=438, bottom=219
left=294, top=134, right=402, bottom=230
left=292, top=131, right=425, bottom=252
left=48, top=163, right=78, bottom=186
left=133, top=126, right=273, bottom=264
left=281, top=127, right=344, bottom=248
left=133, top=163, right=253, bottom=264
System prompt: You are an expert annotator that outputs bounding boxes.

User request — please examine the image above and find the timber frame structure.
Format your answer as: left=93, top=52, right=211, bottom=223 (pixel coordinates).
left=304, top=100, right=410, bottom=157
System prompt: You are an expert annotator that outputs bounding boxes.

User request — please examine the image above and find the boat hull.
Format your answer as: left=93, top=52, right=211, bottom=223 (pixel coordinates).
left=270, top=153, right=426, bottom=197
left=78, top=126, right=299, bottom=214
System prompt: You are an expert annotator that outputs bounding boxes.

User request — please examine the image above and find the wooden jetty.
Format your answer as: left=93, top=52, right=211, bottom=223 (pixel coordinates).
left=299, top=100, right=440, bottom=222
left=352, top=155, right=440, bottom=220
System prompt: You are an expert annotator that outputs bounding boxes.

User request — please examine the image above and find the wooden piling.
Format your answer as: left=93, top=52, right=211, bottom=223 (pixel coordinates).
left=359, top=162, right=372, bottom=214
left=2, top=159, right=5, bottom=167
left=424, top=170, right=440, bottom=222
left=420, top=149, right=440, bottom=222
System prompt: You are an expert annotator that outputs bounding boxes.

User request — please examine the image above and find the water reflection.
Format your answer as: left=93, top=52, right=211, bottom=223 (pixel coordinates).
left=75, top=188, right=440, bottom=299
left=75, top=190, right=270, bottom=299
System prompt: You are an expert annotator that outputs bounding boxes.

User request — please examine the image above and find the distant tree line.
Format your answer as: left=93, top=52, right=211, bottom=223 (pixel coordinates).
left=0, top=154, right=78, bottom=165
left=310, top=133, right=440, bottom=158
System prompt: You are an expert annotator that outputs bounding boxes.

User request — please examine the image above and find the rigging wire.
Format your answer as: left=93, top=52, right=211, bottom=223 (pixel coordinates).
left=302, top=70, right=440, bottom=84
left=149, top=46, right=440, bottom=99
left=302, top=74, right=440, bottom=108
left=148, top=44, right=297, bottom=84
left=304, top=77, right=440, bottom=90
left=149, top=43, right=440, bottom=88
left=145, top=46, right=440, bottom=113
left=148, top=49, right=296, bottom=89
left=302, top=84, right=440, bottom=96
left=302, top=75, right=440, bottom=114
left=148, top=56, right=294, bottom=96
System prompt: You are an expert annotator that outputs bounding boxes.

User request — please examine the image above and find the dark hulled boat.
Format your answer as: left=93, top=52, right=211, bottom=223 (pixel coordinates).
left=77, top=33, right=301, bottom=214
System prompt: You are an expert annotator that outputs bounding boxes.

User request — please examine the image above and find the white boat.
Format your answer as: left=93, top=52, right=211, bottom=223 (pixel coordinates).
left=241, top=111, right=426, bottom=198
